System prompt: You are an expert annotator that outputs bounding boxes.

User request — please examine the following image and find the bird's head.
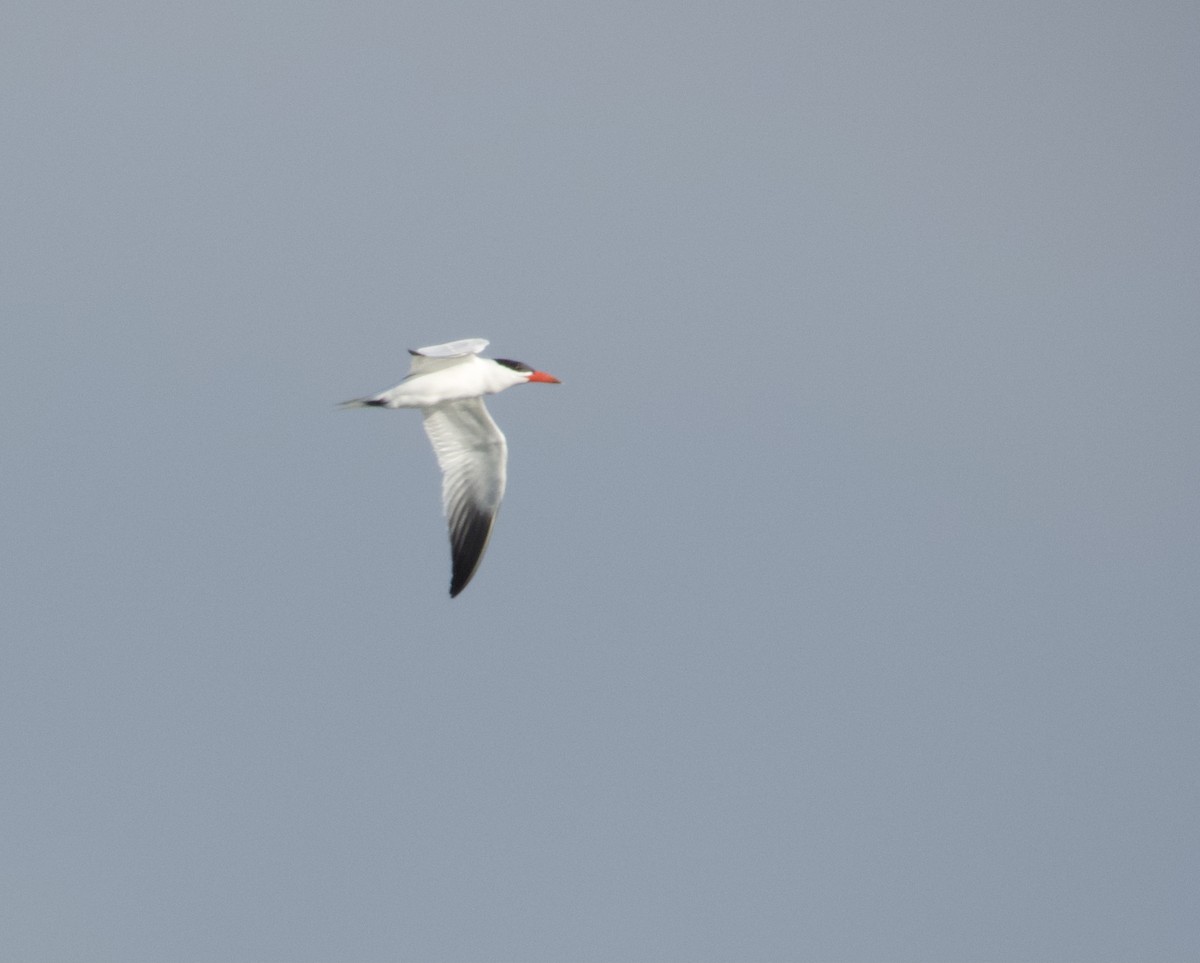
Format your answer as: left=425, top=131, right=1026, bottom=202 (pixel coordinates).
left=494, top=358, right=561, bottom=385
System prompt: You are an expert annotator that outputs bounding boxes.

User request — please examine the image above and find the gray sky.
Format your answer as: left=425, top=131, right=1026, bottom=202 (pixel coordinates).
left=2, top=2, right=1198, bottom=960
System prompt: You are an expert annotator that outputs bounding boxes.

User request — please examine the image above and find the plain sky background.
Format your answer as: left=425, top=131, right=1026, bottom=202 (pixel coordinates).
left=2, top=2, right=1198, bottom=960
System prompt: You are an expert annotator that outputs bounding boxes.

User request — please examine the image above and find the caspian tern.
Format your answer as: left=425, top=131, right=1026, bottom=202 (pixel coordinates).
left=340, top=338, right=561, bottom=598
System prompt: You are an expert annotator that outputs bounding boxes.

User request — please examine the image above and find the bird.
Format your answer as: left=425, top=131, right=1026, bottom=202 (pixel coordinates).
left=340, top=338, right=561, bottom=598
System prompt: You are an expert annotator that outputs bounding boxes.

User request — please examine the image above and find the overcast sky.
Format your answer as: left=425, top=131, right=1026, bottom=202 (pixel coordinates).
left=2, top=2, right=1198, bottom=960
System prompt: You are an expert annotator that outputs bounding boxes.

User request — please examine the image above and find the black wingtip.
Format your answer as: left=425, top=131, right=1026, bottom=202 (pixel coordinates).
left=448, top=558, right=479, bottom=598
left=447, top=508, right=496, bottom=598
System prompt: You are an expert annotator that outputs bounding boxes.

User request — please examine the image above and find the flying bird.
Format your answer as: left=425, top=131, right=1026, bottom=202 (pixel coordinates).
left=340, top=338, right=561, bottom=597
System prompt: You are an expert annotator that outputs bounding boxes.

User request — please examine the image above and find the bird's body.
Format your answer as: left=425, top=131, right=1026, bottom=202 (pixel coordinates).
left=341, top=339, right=560, bottom=597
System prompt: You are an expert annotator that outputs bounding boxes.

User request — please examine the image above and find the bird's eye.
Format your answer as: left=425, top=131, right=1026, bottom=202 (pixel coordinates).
left=495, top=358, right=532, bottom=373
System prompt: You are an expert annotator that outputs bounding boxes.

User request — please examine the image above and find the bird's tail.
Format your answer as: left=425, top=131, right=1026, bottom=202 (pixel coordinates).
left=336, top=397, right=389, bottom=409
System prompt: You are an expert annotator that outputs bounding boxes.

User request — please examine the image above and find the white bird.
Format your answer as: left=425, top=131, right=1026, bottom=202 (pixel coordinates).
left=340, top=338, right=561, bottom=597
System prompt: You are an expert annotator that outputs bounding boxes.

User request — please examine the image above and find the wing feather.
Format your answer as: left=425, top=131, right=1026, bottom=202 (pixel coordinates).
left=408, top=339, right=489, bottom=376
left=421, top=398, right=507, bottom=597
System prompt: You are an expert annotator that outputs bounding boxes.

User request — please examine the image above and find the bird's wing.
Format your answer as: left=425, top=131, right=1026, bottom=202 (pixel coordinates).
left=421, top=398, right=507, bottom=597
left=408, top=339, right=489, bottom=376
